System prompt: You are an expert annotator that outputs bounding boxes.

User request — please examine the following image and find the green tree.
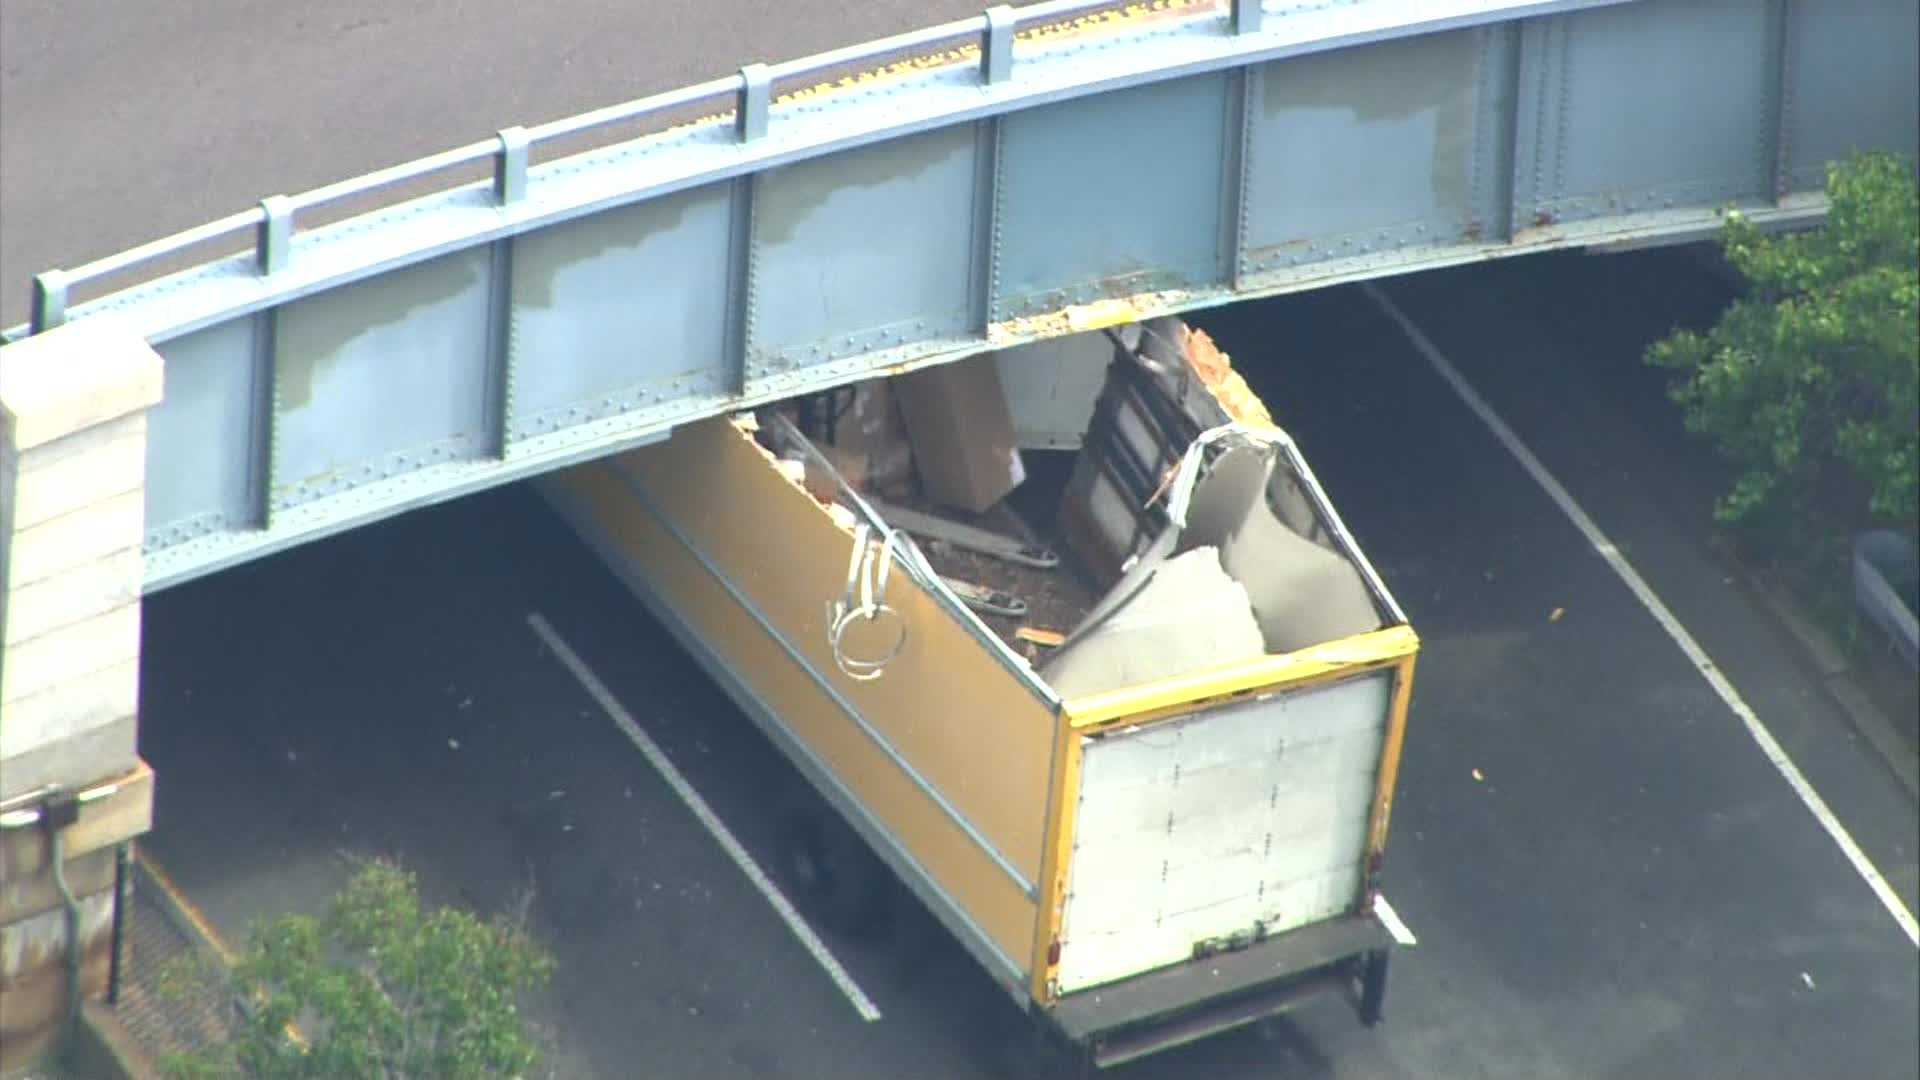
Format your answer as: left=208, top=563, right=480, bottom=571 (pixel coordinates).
left=162, top=859, right=554, bottom=1080
left=1647, top=151, right=1919, bottom=553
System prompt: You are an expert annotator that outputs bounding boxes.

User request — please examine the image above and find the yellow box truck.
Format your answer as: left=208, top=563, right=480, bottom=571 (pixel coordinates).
left=538, top=317, right=1419, bottom=1070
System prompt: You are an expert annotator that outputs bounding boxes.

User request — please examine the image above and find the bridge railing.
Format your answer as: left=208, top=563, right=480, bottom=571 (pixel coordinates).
left=16, top=0, right=1221, bottom=339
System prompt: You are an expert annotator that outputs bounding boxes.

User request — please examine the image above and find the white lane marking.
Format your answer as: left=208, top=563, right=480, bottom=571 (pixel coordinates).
left=1364, top=283, right=1920, bottom=948
left=1375, top=895, right=1418, bottom=947
left=527, top=612, right=885, bottom=1020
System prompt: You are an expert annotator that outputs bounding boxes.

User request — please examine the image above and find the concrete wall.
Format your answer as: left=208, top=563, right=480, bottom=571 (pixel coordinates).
left=0, top=320, right=160, bottom=1076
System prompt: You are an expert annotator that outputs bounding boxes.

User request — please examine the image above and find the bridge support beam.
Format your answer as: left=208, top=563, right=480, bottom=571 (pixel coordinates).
left=0, top=320, right=161, bottom=1075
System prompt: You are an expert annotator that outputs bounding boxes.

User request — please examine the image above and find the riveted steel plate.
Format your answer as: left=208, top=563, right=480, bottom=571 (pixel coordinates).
left=1243, top=28, right=1486, bottom=275
left=749, top=124, right=979, bottom=377
left=993, top=73, right=1232, bottom=320
left=1781, top=1, right=1920, bottom=192
left=508, top=183, right=734, bottom=443
left=272, top=248, right=492, bottom=509
left=1515, top=2, right=1773, bottom=224
left=147, top=316, right=261, bottom=549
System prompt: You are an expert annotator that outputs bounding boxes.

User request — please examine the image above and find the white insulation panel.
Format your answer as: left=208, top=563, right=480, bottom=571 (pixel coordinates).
left=996, top=331, right=1116, bottom=451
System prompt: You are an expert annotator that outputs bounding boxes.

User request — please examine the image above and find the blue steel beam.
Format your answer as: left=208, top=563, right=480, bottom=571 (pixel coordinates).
left=2, top=0, right=1911, bottom=595
left=21, top=0, right=1650, bottom=343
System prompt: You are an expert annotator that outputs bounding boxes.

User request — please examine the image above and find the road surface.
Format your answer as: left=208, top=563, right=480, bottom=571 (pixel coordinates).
left=135, top=248, right=1919, bottom=1078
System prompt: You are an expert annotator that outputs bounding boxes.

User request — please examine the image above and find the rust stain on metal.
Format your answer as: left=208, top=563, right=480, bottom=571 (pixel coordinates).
left=1183, top=325, right=1272, bottom=429
left=572, top=2, right=1221, bottom=169
left=990, top=287, right=1196, bottom=346
left=0, top=890, right=115, bottom=981
left=772, top=0, right=1216, bottom=112
left=0, top=887, right=117, bottom=1072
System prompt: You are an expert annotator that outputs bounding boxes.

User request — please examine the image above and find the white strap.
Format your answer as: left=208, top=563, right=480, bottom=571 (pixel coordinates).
left=828, top=523, right=907, bottom=681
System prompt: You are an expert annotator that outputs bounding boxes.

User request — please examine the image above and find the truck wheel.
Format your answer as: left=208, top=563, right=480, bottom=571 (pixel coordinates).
left=1357, top=948, right=1390, bottom=1027
left=781, top=809, right=889, bottom=938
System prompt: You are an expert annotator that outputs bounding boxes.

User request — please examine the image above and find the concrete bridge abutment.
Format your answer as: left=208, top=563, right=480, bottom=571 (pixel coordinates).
left=0, top=321, right=160, bottom=1075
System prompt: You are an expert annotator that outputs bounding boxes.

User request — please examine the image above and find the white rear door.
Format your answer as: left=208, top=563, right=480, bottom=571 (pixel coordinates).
left=1055, top=671, right=1391, bottom=994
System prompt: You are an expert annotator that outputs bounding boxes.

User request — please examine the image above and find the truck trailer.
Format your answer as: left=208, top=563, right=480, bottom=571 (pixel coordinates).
left=537, top=316, right=1419, bottom=1070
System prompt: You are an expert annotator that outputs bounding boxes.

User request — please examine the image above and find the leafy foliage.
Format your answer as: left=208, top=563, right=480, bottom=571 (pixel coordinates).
left=161, top=859, right=553, bottom=1080
left=1647, top=151, right=1919, bottom=550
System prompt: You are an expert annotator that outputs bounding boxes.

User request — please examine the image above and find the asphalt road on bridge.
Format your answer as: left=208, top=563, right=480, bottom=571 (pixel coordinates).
left=134, top=248, right=1920, bottom=1079
left=0, top=0, right=993, bottom=327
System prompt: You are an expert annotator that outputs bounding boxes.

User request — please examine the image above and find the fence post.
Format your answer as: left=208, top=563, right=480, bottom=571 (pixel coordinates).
left=737, top=64, right=771, bottom=142
left=983, top=7, right=1016, bottom=86
left=28, top=272, right=68, bottom=336
left=494, top=127, right=530, bottom=206
left=257, top=196, right=295, bottom=275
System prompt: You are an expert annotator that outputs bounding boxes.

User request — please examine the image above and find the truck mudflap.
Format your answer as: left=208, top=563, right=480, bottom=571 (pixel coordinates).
left=1048, top=902, right=1414, bottom=1071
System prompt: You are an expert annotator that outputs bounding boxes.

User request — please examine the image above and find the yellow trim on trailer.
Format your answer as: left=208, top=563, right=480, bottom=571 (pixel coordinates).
left=1366, top=654, right=1420, bottom=862
left=1061, top=624, right=1421, bottom=731
left=1028, top=716, right=1086, bottom=1006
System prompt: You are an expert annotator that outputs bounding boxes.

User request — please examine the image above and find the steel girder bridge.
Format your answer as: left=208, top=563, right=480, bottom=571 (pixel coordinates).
left=6, top=0, right=1914, bottom=593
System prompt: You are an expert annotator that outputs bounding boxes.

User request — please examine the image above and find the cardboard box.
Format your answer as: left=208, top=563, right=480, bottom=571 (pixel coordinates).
left=893, top=356, right=1027, bottom=514
left=802, top=443, right=869, bottom=503
left=830, top=380, right=915, bottom=497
